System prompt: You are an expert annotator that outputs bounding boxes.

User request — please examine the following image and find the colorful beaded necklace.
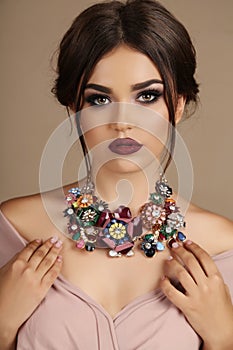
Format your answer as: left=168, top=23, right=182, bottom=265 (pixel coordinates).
left=63, top=177, right=186, bottom=258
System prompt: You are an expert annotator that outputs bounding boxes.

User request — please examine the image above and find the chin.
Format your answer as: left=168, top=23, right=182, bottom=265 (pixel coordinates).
left=102, top=157, right=153, bottom=175
left=111, top=159, right=140, bottom=174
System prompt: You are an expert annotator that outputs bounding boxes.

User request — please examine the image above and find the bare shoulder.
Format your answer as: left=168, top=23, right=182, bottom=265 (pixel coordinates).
left=0, top=194, right=51, bottom=241
left=0, top=182, right=78, bottom=241
left=186, top=202, right=233, bottom=255
left=1, top=193, right=43, bottom=221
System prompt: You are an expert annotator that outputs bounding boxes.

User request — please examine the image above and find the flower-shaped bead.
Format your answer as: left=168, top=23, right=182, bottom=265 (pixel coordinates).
left=149, top=192, right=164, bottom=206
left=93, top=200, right=108, bottom=212
left=159, top=224, right=177, bottom=240
left=67, top=223, right=80, bottom=235
left=78, top=207, right=100, bottom=226
left=108, top=220, right=127, bottom=240
left=155, top=181, right=172, bottom=198
left=76, top=194, right=93, bottom=208
left=140, top=202, right=166, bottom=229
left=68, top=187, right=81, bottom=196
left=63, top=207, right=75, bottom=217
left=65, top=193, right=77, bottom=206
left=167, top=212, right=185, bottom=229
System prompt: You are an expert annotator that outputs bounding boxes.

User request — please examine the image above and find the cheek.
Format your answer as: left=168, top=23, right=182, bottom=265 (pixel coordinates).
left=133, top=108, right=169, bottom=154
left=150, top=101, right=169, bottom=121
left=84, top=126, right=111, bottom=149
left=134, top=128, right=167, bottom=159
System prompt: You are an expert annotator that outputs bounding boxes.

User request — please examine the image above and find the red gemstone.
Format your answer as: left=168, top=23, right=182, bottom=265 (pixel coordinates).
left=96, top=211, right=109, bottom=227
left=159, top=233, right=166, bottom=241
left=115, top=206, right=132, bottom=219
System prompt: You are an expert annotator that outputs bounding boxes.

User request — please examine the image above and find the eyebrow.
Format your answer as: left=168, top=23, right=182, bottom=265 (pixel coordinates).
left=84, top=79, right=164, bottom=94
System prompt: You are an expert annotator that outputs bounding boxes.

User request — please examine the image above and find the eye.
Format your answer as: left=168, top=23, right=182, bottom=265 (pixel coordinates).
left=85, top=94, right=111, bottom=106
left=136, top=89, right=163, bottom=104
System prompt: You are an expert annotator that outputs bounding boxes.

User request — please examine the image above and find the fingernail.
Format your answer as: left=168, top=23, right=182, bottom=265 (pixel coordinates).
left=161, top=275, right=166, bottom=281
left=50, top=236, right=58, bottom=244
left=57, top=255, right=63, bottom=262
left=167, top=255, right=173, bottom=261
left=36, top=239, right=42, bottom=243
left=185, top=240, right=193, bottom=245
left=172, top=242, right=180, bottom=249
left=55, top=240, right=63, bottom=248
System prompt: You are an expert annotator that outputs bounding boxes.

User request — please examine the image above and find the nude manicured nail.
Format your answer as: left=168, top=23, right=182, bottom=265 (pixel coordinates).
left=50, top=236, right=58, bottom=244
left=185, top=240, right=193, bottom=245
left=167, top=255, right=173, bottom=261
left=172, top=242, right=180, bottom=249
left=36, top=239, right=42, bottom=243
left=57, top=255, right=63, bottom=262
left=54, top=240, right=63, bottom=248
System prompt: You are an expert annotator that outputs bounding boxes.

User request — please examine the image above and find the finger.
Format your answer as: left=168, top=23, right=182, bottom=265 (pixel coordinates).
left=183, top=240, right=221, bottom=277
left=171, top=242, right=207, bottom=285
left=164, top=257, right=197, bottom=295
left=160, top=276, right=187, bottom=311
left=28, top=236, right=63, bottom=271
left=41, top=256, right=63, bottom=290
left=17, top=239, right=43, bottom=262
left=36, top=243, right=63, bottom=278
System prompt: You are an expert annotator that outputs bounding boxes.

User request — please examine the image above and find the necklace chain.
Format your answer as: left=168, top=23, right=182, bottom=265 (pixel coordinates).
left=63, top=177, right=186, bottom=258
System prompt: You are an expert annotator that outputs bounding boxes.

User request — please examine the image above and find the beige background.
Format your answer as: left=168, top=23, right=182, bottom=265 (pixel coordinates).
left=0, top=0, right=233, bottom=220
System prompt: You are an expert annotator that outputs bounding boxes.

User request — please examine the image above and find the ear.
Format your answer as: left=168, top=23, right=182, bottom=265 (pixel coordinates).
left=175, top=96, right=186, bottom=124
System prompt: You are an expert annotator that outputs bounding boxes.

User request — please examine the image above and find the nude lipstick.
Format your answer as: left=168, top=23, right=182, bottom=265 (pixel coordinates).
left=108, top=137, right=142, bottom=155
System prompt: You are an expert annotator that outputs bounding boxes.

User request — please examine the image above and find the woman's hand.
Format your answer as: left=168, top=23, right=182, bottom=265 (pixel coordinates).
left=160, top=240, right=233, bottom=350
left=0, top=236, right=63, bottom=349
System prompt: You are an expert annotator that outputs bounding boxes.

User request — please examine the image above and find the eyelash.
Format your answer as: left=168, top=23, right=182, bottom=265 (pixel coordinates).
left=136, top=89, right=163, bottom=104
left=85, top=94, right=110, bottom=106
left=85, top=89, right=163, bottom=106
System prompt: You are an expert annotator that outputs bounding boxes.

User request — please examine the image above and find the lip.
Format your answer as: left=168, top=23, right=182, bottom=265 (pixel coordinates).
left=108, top=137, right=143, bottom=155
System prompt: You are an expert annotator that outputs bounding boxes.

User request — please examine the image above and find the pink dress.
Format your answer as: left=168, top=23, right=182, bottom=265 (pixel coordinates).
left=0, top=210, right=233, bottom=350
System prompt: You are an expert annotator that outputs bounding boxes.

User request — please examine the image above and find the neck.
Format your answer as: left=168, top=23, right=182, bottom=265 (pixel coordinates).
left=92, top=160, right=161, bottom=216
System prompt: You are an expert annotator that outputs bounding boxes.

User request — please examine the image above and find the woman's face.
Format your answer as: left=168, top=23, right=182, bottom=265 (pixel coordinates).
left=78, top=45, right=184, bottom=174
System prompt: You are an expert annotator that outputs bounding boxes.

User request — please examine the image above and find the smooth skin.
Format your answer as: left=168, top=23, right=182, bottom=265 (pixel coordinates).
left=1, top=45, right=233, bottom=350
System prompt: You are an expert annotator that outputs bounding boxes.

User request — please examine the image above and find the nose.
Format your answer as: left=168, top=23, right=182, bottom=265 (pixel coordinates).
left=109, top=103, right=133, bottom=132
left=111, top=121, right=132, bottom=132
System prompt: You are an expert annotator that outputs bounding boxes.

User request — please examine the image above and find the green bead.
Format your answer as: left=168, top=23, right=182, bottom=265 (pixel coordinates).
left=145, top=234, right=154, bottom=242
left=149, top=192, right=164, bottom=205
left=72, top=232, right=81, bottom=241
left=160, top=225, right=177, bottom=239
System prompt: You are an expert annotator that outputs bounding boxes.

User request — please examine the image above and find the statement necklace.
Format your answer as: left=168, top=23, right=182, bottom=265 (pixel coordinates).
left=63, top=178, right=187, bottom=258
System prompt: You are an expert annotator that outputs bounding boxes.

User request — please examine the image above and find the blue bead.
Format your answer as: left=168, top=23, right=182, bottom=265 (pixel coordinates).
left=178, top=231, right=186, bottom=241
left=156, top=242, right=165, bottom=251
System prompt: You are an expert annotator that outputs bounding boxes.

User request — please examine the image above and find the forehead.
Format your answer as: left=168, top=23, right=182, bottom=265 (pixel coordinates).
left=87, top=45, right=162, bottom=86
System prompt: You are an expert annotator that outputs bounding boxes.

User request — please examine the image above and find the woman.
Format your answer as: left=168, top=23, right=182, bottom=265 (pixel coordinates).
left=0, top=1, right=233, bottom=349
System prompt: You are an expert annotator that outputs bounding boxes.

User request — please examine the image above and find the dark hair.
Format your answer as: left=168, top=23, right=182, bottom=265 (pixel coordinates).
left=52, top=0, right=199, bottom=172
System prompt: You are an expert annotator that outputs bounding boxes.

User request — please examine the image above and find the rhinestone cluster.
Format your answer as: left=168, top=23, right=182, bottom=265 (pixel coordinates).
left=64, top=178, right=186, bottom=258
left=139, top=180, right=186, bottom=257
